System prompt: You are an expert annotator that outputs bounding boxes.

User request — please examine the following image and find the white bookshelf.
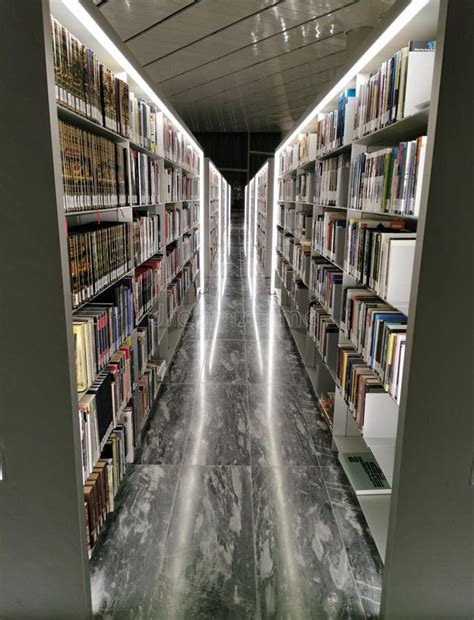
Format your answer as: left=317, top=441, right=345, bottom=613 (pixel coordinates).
left=203, top=158, right=229, bottom=274
left=245, top=159, right=275, bottom=277
left=0, top=0, right=205, bottom=614
left=269, top=1, right=473, bottom=615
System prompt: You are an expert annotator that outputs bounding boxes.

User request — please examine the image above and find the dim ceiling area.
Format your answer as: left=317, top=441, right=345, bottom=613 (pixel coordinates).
left=98, top=0, right=396, bottom=133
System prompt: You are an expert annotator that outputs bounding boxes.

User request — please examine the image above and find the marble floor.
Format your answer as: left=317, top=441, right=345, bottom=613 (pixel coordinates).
left=90, top=221, right=383, bottom=619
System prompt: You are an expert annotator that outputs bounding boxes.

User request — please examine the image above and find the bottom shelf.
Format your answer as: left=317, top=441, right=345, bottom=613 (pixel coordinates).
left=358, top=494, right=391, bottom=562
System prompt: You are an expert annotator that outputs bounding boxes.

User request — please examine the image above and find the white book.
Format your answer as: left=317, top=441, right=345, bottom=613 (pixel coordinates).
left=383, top=237, right=416, bottom=310
left=403, top=51, right=435, bottom=117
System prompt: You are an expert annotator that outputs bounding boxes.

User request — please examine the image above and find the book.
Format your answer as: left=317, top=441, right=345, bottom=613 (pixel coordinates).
left=339, top=452, right=391, bottom=495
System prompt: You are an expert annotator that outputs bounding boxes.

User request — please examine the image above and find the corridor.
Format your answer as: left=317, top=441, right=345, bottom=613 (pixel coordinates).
left=90, top=222, right=383, bottom=619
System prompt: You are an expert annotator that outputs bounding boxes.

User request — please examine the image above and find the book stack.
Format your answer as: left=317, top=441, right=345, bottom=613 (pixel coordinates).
left=308, top=301, right=339, bottom=370
left=183, top=144, right=200, bottom=174
left=165, top=243, right=182, bottom=284
left=68, top=222, right=132, bottom=308
left=345, top=218, right=416, bottom=310
left=133, top=215, right=161, bottom=266
left=131, top=359, right=164, bottom=439
left=83, top=426, right=127, bottom=555
left=164, top=167, right=183, bottom=203
left=353, top=41, right=435, bottom=139
left=298, top=132, right=317, bottom=165
left=280, top=143, right=298, bottom=175
left=133, top=257, right=162, bottom=322
left=164, top=119, right=184, bottom=165
left=310, top=257, right=343, bottom=318
left=337, top=344, right=385, bottom=427
left=129, top=93, right=156, bottom=151
left=52, top=18, right=130, bottom=136
left=295, top=170, right=315, bottom=203
left=279, top=176, right=296, bottom=201
left=316, top=89, right=356, bottom=157
left=129, top=149, right=160, bottom=206
left=295, top=210, right=313, bottom=241
left=182, top=174, right=199, bottom=201
left=73, top=279, right=134, bottom=392
left=292, top=280, right=309, bottom=316
left=341, top=288, right=407, bottom=402
left=314, top=154, right=350, bottom=206
left=164, top=208, right=181, bottom=244
left=282, top=234, right=295, bottom=264
left=293, top=241, right=312, bottom=283
left=182, top=233, right=194, bottom=265
left=313, top=212, right=347, bottom=267
left=59, top=121, right=128, bottom=212
left=281, top=261, right=294, bottom=292
left=349, top=137, right=427, bottom=217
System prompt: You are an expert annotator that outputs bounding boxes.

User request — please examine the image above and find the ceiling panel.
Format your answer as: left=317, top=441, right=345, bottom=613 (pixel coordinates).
left=99, top=0, right=396, bottom=132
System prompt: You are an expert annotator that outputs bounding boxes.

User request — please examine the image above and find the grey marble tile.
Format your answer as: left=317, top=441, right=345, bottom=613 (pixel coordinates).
left=201, top=339, right=247, bottom=384
left=356, top=582, right=381, bottom=619
left=325, top=484, right=361, bottom=509
left=138, top=384, right=195, bottom=464
left=248, top=383, right=319, bottom=466
left=298, top=404, right=339, bottom=464
left=153, top=465, right=257, bottom=618
left=331, top=502, right=383, bottom=588
left=252, top=465, right=365, bottom=619
left=211, top=311, right=246, bottom=340
left=165, top=338, right=206, bottom=384
left=320, top=464, right=353, bottom=489
left=90, top=465, right=180, bottom=617
left=183, top=384, right=250, bottom=465
left=245, top=340, right=295, bottom=384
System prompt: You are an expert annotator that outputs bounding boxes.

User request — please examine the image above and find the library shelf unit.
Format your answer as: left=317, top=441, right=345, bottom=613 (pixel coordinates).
left=245, top=159, right=275, bottom=278
left=269, top=1, right=472, bottom=617
left=203, top=157, right=230, bottom=275
left=0, top=0, right=207, bottom=616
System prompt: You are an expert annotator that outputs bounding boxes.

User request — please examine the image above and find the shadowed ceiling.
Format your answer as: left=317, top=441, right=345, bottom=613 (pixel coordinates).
left=98, top=0, right=396, bottom=132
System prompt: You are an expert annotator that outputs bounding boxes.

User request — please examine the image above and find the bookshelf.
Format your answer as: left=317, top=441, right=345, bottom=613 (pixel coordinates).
left=203, top=158, right=229, bottom=274
left=270, top=0, right=472, bottom=616
left=0, top=0, right=204, bottom=615
left=247, top=159, right=275, bottom=278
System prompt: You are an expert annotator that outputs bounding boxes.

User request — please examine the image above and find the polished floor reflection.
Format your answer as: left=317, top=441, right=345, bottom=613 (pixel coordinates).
left=90, top=221, right=383, bottom=619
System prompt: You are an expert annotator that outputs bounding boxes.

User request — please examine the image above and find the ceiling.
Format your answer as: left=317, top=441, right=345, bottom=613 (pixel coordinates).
left=98, top=0, right=396, bottom=133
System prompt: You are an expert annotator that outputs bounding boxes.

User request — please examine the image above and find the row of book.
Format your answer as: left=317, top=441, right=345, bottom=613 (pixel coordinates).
left=279, top=132, right=317, bottom=175
left=181, top=203, right=199, bottom=233
left=166, top=259, right=199, bottom=319
left=182, top=232, right=197, bottom=265
left=69, top=222, right=132, bottom=308
left=310, top=257, right=343, bottom=318
left=134, top=257, right=163, bottom=322
left=52, top=18, right=200, bottom=174
left=164, top=207, right=182, bottom=244
left=349, top=137, right=427, bottom=216
left=73, top=279, right=134, bottom=392
left=59, top=121, right=128, bottom=212
left=353, top=41, right=435, bottom=139
left=312, top=212, right=346, bottom=267
left=133, top=214, right=161, bottom=266
left=293, top=241, right=311, bottom=284
left=316, top=89, right=355, bottom=157
left=337, top=345, right=385, bottom=429
left=308, top=301, right=339, bottom=370
left=345, top=218, right=416, bottom=310
left=292, top=279, right=310, bottom=316
left=341, top=288, right=407, bottom=403
left=314, top=155, right=350, bottom=207
left=52, top=17, right=129, bottom=135
left=295, top=209, right=313, bottom=242
left=78, top=315, right=165, bottom=483
left=130, top=149, right=160, bottom=206
left=164, top=168, right=199, bottom=203
left=165, top=243, right=182, bottom=285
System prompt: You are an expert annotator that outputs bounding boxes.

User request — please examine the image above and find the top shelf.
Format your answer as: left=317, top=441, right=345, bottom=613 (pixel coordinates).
left=354, top=108, right=430, bottom=147
left=317, top=143, right=352, bottom=161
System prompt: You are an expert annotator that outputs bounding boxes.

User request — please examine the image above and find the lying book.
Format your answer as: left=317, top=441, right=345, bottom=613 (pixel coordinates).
left=339, top=452, right=391, bottom=495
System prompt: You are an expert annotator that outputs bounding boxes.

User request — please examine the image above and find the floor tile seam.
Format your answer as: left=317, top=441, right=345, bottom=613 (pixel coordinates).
left=320, top=470, right=369, bottom=618
left=356, top=579, right=382, bottom=591
left=241, top=241, right=261, bottom=618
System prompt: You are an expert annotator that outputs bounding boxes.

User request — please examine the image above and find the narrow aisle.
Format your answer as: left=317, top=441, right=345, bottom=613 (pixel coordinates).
left=91, top=219, right=383, bottom=619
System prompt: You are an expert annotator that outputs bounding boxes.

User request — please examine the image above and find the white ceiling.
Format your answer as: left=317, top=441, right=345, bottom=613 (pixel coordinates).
left=99, top=0, right=396, bottom=132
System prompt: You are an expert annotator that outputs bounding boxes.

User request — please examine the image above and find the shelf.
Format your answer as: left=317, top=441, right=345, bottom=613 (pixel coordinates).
left=354, top=108, right=430, bottom=147
left=314, top=203, right=348, bottom=211
left=57, top=104, right=127, bottom=143
left=342, top=270, right=409, bottom=317
left=317, top=143, right=352, bottom=161
left=357, top=495, right=391, bottom=562
left=65, top=206, right=132, bottom=217
left=129, top=140, right=159, bottom=159
left=311, top=247, right=343, bottom=271
left=347, top=207, right=418, bottom=221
